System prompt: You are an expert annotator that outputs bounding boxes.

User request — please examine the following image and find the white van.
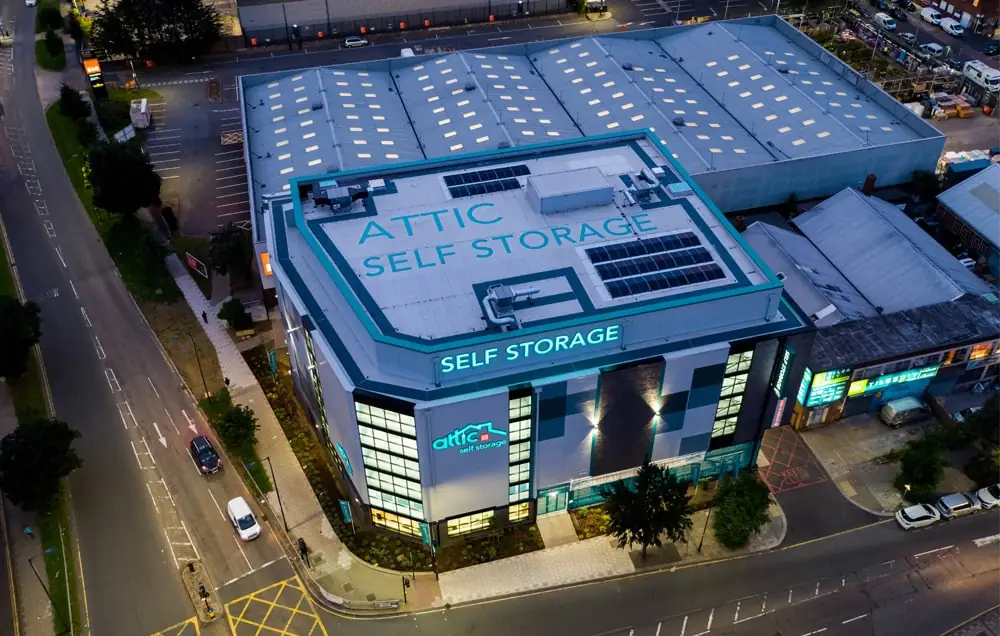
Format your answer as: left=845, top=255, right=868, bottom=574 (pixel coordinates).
left=939, top=17, right=964, bottom=36
left=918, top=42, right=945, bottom=58
left=964, top=60, right=1000, bottom=93
left=400, top=47, right=415, bottom=58
left=879, top=397, right=931, bottom=428
left=920, top=7, right=942, bottom=24
left=874, top=12, right=897, bottom=30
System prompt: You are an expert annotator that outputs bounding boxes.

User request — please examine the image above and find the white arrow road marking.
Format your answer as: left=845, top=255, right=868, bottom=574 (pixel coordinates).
left=153, top=422, right=167, bottom=448
left=182, top=409, right=198, bottom=434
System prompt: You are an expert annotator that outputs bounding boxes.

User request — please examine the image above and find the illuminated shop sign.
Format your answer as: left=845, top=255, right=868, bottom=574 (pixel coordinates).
left=773, top=346, right=795, bottom=398
left=439, top=324, right=621, bottom=375
left=432, top=422, right=507, bottom=454
left=358, top=203, right=660, bottom=278
left=847, top=365, right=940, bottom=397
left=335, top=442, right=354, bottom=476
left=805, top=368, right=852, bottom=407
left=796, top=367, right=813, bottom=406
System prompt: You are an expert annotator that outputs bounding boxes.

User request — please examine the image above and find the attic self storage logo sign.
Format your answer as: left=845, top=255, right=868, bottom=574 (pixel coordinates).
left=432, top=422, right=507, bottom=455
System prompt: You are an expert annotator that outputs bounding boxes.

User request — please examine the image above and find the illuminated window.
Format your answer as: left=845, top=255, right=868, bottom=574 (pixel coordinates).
left=509, top=396, right=532, bottom=420
left=720, top=374, right=747, bottom=397
left=712, top=417, right=737, bottom=438
left=302, top=331, right=328, bottom=432
left=509, top=482, right=530, bottom=502
left=509, top=463, right=530, bottom=483
left=372, top=509, right=421, bottom=538
left=446, top=510, right=495, bottom=536
left=715, top=395, right=743, bottom=419
left=509, top=441, right=531, bottom=463
left=508, top=390, right=533, bottom=514
left=509, top=503, right=530, bottom=522
left=725, top=351, right=754, bottom=375
left=970, top=342, right=995, bottom=361
left=510, top=418, right=531, bottom=442
left=713, top=351, right=753, bottom=437
left=356, top=403, right=416, bottom=437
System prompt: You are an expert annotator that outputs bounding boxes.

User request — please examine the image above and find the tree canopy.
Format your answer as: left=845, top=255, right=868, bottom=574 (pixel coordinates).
left=0, top=297, right=42, bottom=382
left=712, top=472, right=773, bottom=550
left=0, top=417, right=82, bottom=513
left=92, top=0, right=222, bottom=63
left=601, top=460, right=693, bottom=558
left=215, top=404, right=259, bottom=450
left=87, top=141, right=162, bottom=217
left=209, top=223, right=253, bottom=280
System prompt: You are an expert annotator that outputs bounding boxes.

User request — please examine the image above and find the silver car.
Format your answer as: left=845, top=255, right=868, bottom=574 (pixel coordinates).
left=935, top=492, right=982, bottom=519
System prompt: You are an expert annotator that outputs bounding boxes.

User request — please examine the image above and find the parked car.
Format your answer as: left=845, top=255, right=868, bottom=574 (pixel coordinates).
left=875, top=12, right=897, bottom=30
left=920, top=7, right=942, bottom=24
left=896, top=503, right=941, bottom=530
left=976, top=484, right=1000, bottom=509
left=879, top=397, right=930, bottom=428
left=890, top=8, right=908, bottom=21
left=918, top=42, right=945, bottom=58
left=227, top=497, right=262, bottom=541
left=343, top=36, right=369, bottom=48
left=953, top=405, right=983, bottom=423
left=985, top=43, right=999, bottom=56
left=935, top=492, right=982, bottom=519
left=939, top=17, right=964, bottom=36
left=24, top=0, right=37, bottom=6
left=899, top=32, right=916, bottom=43
left=188, top=435, right=222, bottom=474
left=876, top=0, right=891, bottom=10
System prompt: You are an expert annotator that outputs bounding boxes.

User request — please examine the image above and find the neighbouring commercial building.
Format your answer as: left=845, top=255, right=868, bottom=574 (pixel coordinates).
left=744, top=187, right=1000, bottom=429
left=936, top=163, right=1000, bottom=279
left=262, top=130, right=810, bottom=543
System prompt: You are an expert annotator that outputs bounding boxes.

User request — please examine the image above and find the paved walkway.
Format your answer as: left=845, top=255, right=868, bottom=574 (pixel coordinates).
left=535, top=511, right=578, bottom=548
left=0, top=384, right=55, bottom=636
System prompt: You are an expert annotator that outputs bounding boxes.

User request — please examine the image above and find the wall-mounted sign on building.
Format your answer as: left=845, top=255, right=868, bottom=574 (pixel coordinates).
left=806, top=368, right=852, bottom=407
left=796, top=367, right=813, bottom=406
left=847, top=365, right=940, bottom=397
left=432, top=422, right=508, bottom=454
left=773, top=346, right=795, bottom=397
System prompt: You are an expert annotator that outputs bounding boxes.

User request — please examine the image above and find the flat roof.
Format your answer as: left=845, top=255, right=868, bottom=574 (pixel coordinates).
left=937, top=163, right=1000, bottom=248
left=280, top=132, right=771, bottom=341
left=240, top=17, right=937, bottom=205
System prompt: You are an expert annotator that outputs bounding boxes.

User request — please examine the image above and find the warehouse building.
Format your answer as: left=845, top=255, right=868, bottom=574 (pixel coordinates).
left=239, top=15, right=945, bottom=292
left=936, top=163, right=1000, bottom=279
left=263, top=130, right=810, bottom=542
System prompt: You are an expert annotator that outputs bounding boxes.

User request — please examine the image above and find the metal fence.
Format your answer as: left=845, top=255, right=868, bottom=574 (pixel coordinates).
left=238, top=0, right=573, bottom=47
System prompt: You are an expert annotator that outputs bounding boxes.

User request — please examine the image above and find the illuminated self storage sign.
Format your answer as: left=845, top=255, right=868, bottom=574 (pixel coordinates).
left=806, top=368, right=852, bottom=407
left=847, top=365, right=940, bottom=397
left=439, top=325, right=621, bottom=375
left=432, top=422, right=507, bottom=454
left=772, top=346, right=795, bottom=398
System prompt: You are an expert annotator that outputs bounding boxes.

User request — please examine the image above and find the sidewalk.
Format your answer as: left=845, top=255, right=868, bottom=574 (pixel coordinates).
left=167, top=259, right=786, bottom=610
left=0, top=384, right=54, bottom=636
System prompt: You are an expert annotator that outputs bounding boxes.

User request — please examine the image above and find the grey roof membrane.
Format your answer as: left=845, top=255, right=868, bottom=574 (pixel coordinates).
left=937, top=163, right=1000, bottom=248
left=793, top=188, right=992, bottom=315
left=242, top=20, right=929, bottom=194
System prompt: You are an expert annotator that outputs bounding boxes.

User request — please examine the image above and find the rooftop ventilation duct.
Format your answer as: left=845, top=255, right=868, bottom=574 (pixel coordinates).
left=482, top=284, right=538, bottom=330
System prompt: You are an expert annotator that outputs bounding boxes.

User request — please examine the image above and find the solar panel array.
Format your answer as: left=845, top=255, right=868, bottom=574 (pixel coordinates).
left=585, top=232, right=726, bottom=299
left=444, top=164, right=530, bottom=199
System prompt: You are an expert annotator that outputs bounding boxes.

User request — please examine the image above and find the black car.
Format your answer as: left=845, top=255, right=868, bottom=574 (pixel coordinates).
left=876, top=0, right=891, bottom=10
left=986, top=44, right=999, bottom=57
left=189, top=435, right=222, bottom=474
left=890, top=7, right=908, bottom=20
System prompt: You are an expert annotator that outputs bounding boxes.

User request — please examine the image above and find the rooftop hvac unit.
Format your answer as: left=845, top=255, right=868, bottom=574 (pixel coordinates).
left=526, top=167, right=614, bottom=215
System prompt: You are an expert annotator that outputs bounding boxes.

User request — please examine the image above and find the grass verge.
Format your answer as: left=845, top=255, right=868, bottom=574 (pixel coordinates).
left=34, top=39, right=66, bottom=71
left=198, top=389, right=273, bottom=495
left=94, top=87, right=162, bottom=136
left=171, top=235, right=213, bottom=300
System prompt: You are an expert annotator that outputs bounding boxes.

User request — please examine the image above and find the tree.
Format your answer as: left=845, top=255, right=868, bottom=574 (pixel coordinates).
left=215, top=405, right=259, bottom=450
left=0, top=417, right=81, bottom=512
left=92, top=0, right=222, bottom=64
left=76, top=118, right=99, bottom=148
left=58, top=83, right=91, bottom=120
left=712, top=472, right=773, bottom=549
left=217, top=298, right=252, bottom=331
left=209, top=223, right=253, bottom=280
left=44, top=29, right=62, bottom=58
left=893, top=435, right=946, bottom=503
left=964, top=394, right=999, bottom=446
left=601, top=460, right=693, bottom=559
left=87, top=141, right=162, bottom=217
left=0, top=297, right=42, bottom=382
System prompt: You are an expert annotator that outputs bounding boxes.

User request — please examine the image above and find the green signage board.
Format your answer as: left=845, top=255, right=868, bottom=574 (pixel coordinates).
left=806, top=368, right=852, bottom=407
left=847, top=365, right=940, bottom=397
left=773, top=346, right=796, bottom=398
left=796, top=367, right=813, bottom=406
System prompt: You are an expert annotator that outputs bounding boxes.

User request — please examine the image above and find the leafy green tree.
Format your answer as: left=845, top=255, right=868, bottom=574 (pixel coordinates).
left=964, top=394, right=999, bottom=446
left=0, top=297, right=42, bottom=382
left=58, top=83, right=91, bottom=120
left=215, top=405, right=259, bottom=450
left=0, top=417, right=82, bottom=513
left=44, top=29, right=62, bottom=58
left=92, top=0, right=222, bottom=64
left=965, top=445, right=1000, bottom=488
left=712, top=472, right=773, bottom=549
left=217, top=298, right=252, bottom=331
left=37, top=6, right=63, bottom=31
left=87, top=141, right=162, bottom=216
left=76, top=118, right=99, bottom=148
left=894, top=436, right=946, bottom=503
left=601, top=460, right=693, bottom=559
left=209, top=223, right=253, bottom=280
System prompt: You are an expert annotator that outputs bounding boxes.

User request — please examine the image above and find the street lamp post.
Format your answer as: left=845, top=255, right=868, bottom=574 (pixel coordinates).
left=187, top=332, right=209, bottom=398
left=697, top=504, right=713, bottom=553
left=264, top=456, right=290, bottom=532
left=29, top=554, right=70, bottom=635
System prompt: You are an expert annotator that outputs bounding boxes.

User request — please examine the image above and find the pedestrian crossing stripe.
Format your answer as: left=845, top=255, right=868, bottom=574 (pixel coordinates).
left=143, top=78, right=212, bottom=87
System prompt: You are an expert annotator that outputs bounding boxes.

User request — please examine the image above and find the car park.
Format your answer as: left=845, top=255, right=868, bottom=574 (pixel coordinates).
left=227, top=497, right=262, bottom=541
left=895, top=503, right=941, bottom=529
left=899, top=32, right=916, bottom=43
left=935, top=492, right=982, bottom=519
left=188, top=435, right=222, bottom=474
left=976, top=484, right=1000, bottom=509
left=344, top=36, right=369, bottom=48
left=879, top=397, right=931, bottom=428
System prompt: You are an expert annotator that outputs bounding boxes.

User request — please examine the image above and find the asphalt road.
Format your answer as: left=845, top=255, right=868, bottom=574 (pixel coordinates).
left=0, top=506, right=14, bottom=636
left=0, top=1, right=288, bottom=634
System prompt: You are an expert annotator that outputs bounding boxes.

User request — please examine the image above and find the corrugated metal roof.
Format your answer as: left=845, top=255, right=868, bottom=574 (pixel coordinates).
left=936, top=163, right=1000, bottom=248
left=793, top=188, right=992, bottom=314
left=742, top=221, right=875, bottom=327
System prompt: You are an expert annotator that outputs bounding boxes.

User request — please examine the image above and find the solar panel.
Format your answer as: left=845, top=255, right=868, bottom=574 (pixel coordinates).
left=443, top=165, right=530, bottom=188
left=448, top=178, right=523, bottom=199
left=606, top=264, right=726, bottom=299
left=585, top=232, right=701, bottom=265
left=594, top=247, right=714, bottom=282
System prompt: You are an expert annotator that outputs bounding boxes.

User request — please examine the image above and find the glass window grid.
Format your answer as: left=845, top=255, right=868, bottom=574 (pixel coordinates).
left=372, top=508, right=421, bottom=538
left=715, top=394, right=743, bottom=418
left=509, top=503, right=530, bottom=522
left=369, top=488, right=423, bottom=518
left=303, top=331, right=329, bottom=429
left=361, top=447, right=420, bottom=481
left=364, top=467, right=422, bottom=501
left=509, top=441, right=531, bottom=463
left=725, top=351, right=754, bottom=375
left=358, top=425, right=419, bottom=459
left=971, top=342, right=994, bottom=360
left=509, top=482, right=530, bottom=501
left=447, top=510, right=495, bottom=536
left=355, top=403, right=416, bottom=438
left=509, top=419, right=531, bottom=442
left=509, top=462, right=530, bottom=483
left=712, top=416, right=737, bottom=438
left=509, top=396, right=532, bottom=420
left=720, top=374, right=747, bottom=397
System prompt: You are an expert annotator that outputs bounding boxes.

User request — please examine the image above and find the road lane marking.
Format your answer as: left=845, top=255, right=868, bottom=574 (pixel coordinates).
left=146, top=483, right=161, bottom=514
left=798, top=629, right=826, bottom=636
left=181, top=521, right=200, bottom=560
left=216, top=157, right=242, bottom=164
left=974, top=534, right=1000, bottom=547
left=914, top=545, right=954, bottom=558
left=217, top=201, right=247, bottom=207
left=843, top=614, right=867, bottom=624
left=814, top=581, right=820, bottom=596
left=163, top=529, right=179, bottom=565
left=215, top=166, right=244, bottom=173
left=153, top=422, right=168, bottom=447
left=141, top=438, right=156, bottom=465
left=69, top=279, right=78, bottom=298
left=147, top=376, right=161, bottom=398
left=217, top=210, right=249, bottom=217
left=94, top=336, right=106, bottom=360
left=182, top=409, right=198, bottom=434
left=216, top=182, right=247, bottom=189
left=733, top=600, right=740, bottom=623
left=80, top=307, right=92, bottom=327
left=164, top=408, right=179, bottom=435
left=208, top=490, right=227, bottom=521
left=233, top=536, right=253, bottom=571
left=654, top=623, right=661, bottom=636
left=216, top=192, right=246, bottom=198
left=216, top=174, right=245, bottom=181
left=216, top=149, right=242, bottom=156
left=105, top=368, right=121, bottom=392
left=55, top=246, right=66, bottom=267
